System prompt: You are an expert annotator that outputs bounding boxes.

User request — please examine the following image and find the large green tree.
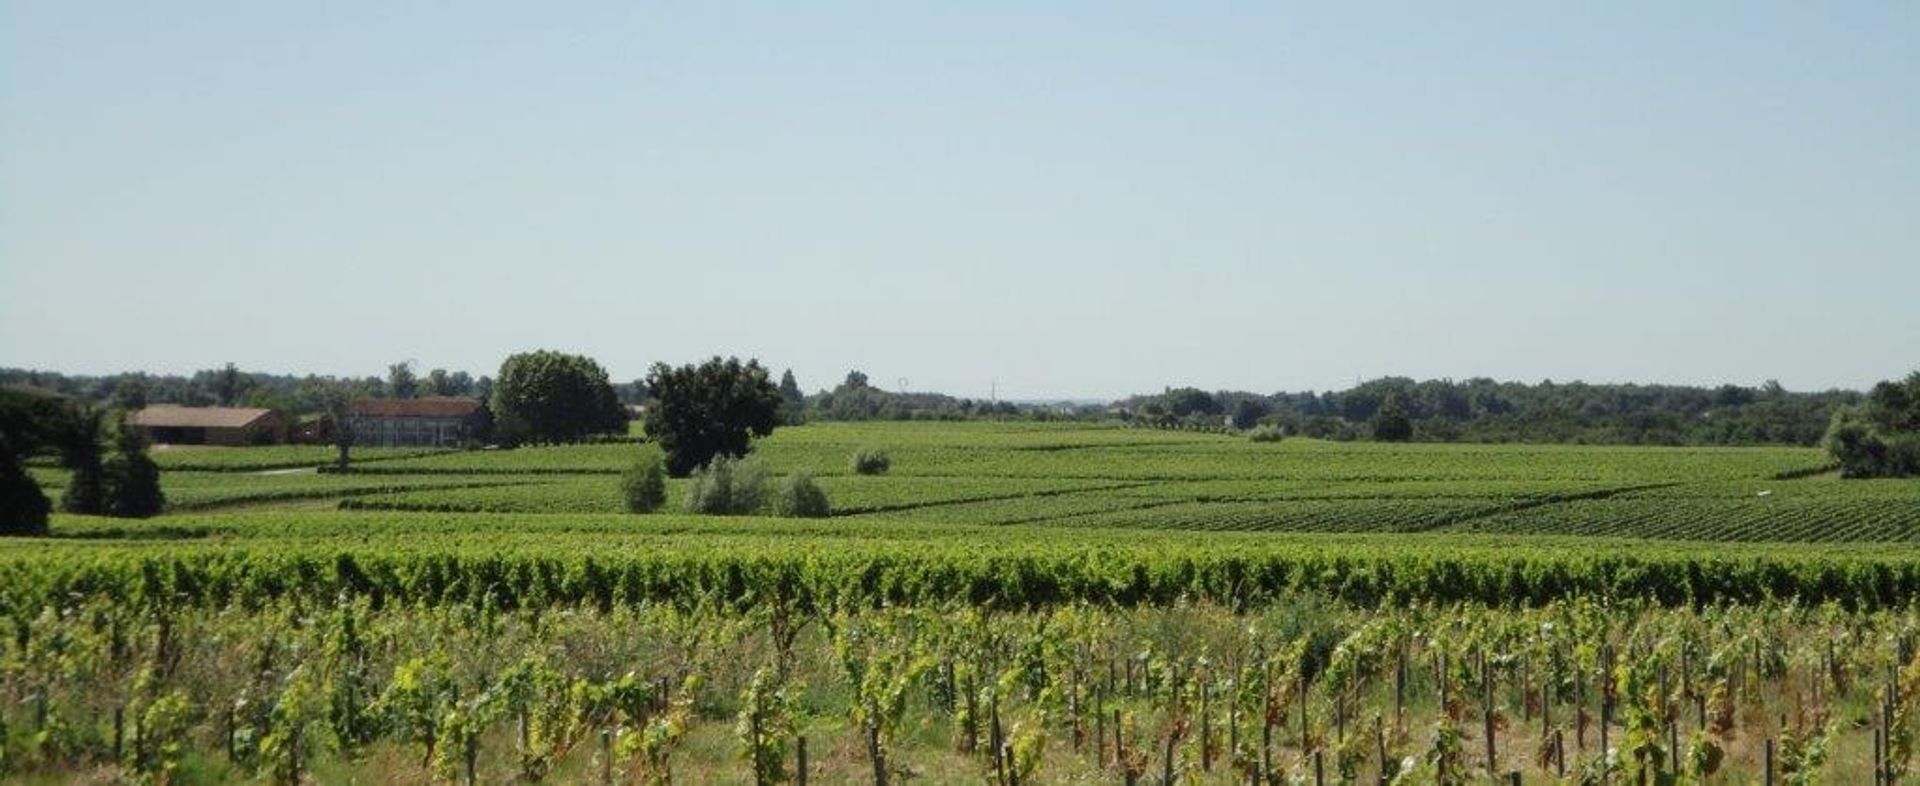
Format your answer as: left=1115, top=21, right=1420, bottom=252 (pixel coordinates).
left=0, top=387, right=70, bottom=534
left=1229, top=398, right=1270, bottom=430
left=1827, top=370, right=1920, bottom=478
left=0, top=452, right=48, bottom=535
left=644, top=357, right=783, bottom=476
left=387, top=362, right=418, bottom=399
left=489, top=351, right=627, bottom=445
left=1162, top=387, right=1223, bottom=419
left=211, top=362, right=253, bottom=407
left=320, top=380, right=359, bottom=471
left=103, top=415, right=164, bottom=518
left=57, top=405, right=107, bottom=515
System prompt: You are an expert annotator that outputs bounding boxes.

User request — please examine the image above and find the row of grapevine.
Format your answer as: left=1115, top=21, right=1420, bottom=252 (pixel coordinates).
left=12, top=538, right=1920, bottom=612
left=3, top=596, right=1918, bottom=782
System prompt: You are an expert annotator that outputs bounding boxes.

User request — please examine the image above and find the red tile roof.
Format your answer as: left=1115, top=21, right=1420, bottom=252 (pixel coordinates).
left=348, top=397, right=485, bottom=418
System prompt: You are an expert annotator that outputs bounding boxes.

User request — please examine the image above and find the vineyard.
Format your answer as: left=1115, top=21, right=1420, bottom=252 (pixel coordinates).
left=97, top=421, right=1907, bottom=542
left=5, top=592, right=1920, bottom=783
left=6, top=421, right=1920, bottom=782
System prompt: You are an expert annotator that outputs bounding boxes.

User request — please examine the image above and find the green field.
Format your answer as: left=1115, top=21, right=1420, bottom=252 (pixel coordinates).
left=76, top=420, right=1907, bottom=542
left=8, top=421, right=1920, bottom=783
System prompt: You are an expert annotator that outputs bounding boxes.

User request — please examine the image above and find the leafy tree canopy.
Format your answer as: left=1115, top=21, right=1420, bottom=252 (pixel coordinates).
left=644, top=357, right=783, bottom=476
left=489, top=351, right=627, bottom=445
left=1827, top=370, right=1920, bottom=478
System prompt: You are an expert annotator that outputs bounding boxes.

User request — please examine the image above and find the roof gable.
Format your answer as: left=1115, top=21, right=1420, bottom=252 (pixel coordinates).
left=130, top=405, right=276, bottom=429
left=348, top=397, right=486, bottom=418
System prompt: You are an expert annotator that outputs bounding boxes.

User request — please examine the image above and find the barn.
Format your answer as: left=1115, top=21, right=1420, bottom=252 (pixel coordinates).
left=347, top=397, right=488, bottom=448
left=130, top=405, right=287, bottom=446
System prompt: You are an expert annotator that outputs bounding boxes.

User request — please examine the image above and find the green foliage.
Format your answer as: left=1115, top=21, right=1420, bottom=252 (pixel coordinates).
left=1230, top=398, right=1269, bottom=430
left=371, top=654, right=452, bottom=767
left=850, top=446, right=890, bottom=475
left=1868, top=371, right=1920, bottom=433
left=832, top=612, right=934, bottom=786
left=0, top=451, right=50, bottom=535
left=149, top=444, right=438, bottom=472
left=621, top=449, right=669, bottom=514
left=684, top=455, right=769, bottom=515
left=103, top=418, right=164, bottom=518
left=128, top=686, right=194, bottom=783
left=213, top=362, right=252, bottom=407
left=778, top=369, right=806, bottom=426
left=736, top=667, right=799, bottom=785
left=320, top=378, right=362, bottom=471
left=0, top=597, right=1903, bottom=782
left=775, top=471, right=830, bottom=518
left=1246, top=425, right=1285, bottom=443
left=59, top=461, right=105, bottom=516
left=490, top=350, right=627, bottom=445
left=386, top=361, right=418, bottom=400
left=12, top=511, right=1920, bottom=609
left=1124, top=375, right=1862, bottom=446
left=1827, top=371, right=1920, bottom=478
left=1826, top=407, right=1920, bottom=478
left=1370, top=397, right=1414, bottom=442
left=55, top=405, right=106, bottom=515
left=258, top=666, right=321, bottom=785
left=644, top=357, right=783, bottom=476
left=1162, top=387, right=1223, bottom=418
left=0, top=387, right=72, bottom=533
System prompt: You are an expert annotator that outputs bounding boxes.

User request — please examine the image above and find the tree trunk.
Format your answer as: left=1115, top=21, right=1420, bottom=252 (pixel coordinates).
left=867, top=718, right=888, bottom=786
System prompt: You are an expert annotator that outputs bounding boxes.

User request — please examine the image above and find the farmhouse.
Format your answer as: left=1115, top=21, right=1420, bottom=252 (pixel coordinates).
left=130, top=405, right=287, bottom=446
left=348, top=397, right=488, bottom=447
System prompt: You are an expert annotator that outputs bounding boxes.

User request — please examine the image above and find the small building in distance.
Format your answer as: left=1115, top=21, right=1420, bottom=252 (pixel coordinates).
left=130, top=405, right=287, bottom=446
left=348, top=397, right=489, bottom=448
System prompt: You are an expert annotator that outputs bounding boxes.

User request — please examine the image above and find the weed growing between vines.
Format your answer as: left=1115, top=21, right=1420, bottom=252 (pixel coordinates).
left=2, top=594, right=1917, bottom=783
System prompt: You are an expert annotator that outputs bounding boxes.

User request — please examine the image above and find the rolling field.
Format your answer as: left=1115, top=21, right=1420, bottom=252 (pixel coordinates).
left=106, top=420, right=1906, bottom=542
left=7, top=422, right=1920, bottom=783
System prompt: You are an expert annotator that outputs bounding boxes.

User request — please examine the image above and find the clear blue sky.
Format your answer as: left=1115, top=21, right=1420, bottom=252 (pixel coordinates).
left=3, top=3, right=1914, bottom=399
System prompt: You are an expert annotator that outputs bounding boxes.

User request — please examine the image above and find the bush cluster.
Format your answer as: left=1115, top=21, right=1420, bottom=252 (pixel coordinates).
left=684, top=455, right=769, bottom=515
left=776, top=472, right=830, bottom=518
left=681, top=456, right=832, bottom=518
left=1826, top=371, right=1920, bottom=478
left=621, top=449, right=669, bottom=513
left=851, top=447, right=890, bottom=476
left=1246, top=425, right=1285, bottom=443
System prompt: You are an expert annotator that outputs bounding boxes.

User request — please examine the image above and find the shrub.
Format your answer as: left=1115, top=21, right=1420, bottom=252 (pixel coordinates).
left=621, top=449, right=669, bottom=513
left=61, top=462, right=106, bottom=515
left=1827, top=406, right=1920, bottom=478
left=58, top=405, right=107, bottom=515
left=1247, top=425, right=1285, bottom=443
left=683, top=455, right=769, bottom=516
left=851, top=447, right=891, bottom=476
left=775, top=472, right=831, bottom=518
left=104, top=421, right=164, bottom=518
left=0, top=452, right=50, bottom=536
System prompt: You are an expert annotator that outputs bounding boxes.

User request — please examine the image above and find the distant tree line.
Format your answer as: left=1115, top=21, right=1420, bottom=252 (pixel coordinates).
left=801, top=371, right=1096, bottom=422
left=8, top=364, right=1884, bottom=452
left=0, top=363, right=496, bottom=419
left=1116, top=377, right=1862, bottom=446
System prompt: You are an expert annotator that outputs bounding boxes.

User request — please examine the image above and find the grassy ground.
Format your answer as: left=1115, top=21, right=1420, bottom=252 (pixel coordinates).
left=43, top=421, right=1903, bottom=541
